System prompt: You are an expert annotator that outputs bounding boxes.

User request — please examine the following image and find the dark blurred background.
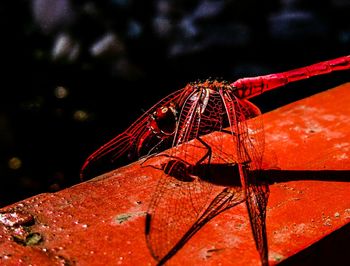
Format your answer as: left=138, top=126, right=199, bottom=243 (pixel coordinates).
left=0, top=0, right=349, bottom=207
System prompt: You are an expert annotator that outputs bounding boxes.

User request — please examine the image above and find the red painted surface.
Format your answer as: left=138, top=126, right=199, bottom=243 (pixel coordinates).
left=1, top=83, right=350, bottom=265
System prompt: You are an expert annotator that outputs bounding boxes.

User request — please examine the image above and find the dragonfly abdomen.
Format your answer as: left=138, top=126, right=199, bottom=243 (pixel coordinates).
left=232, top=55, right=350, bottom=99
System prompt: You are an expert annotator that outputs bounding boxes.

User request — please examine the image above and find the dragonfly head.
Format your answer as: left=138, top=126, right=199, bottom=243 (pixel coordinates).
left=149, top=102, right=177, bottom=138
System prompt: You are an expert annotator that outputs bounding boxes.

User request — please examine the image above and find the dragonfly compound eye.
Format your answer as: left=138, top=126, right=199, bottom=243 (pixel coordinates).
left=149, top=103, right=177, bottom=137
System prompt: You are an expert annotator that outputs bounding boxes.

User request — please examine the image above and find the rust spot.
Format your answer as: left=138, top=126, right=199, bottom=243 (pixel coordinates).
left=13, top=232, right=42, bottom=246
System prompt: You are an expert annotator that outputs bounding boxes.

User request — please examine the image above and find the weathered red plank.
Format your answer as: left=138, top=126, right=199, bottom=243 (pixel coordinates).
left=0, top=83, right=349, bottom=265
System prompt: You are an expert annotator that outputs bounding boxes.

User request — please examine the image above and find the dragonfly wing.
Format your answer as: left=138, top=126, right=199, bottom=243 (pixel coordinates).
left=81, top=88, right=186, bottom=179
left=221, top=91, right=269, bottom=265
left=245, top=170, right=269, bottom=266
left=238, top=117, right=269, bottom=265
left=145, top=140, right=215, bottom=262
left=146, top=184, right=244, bottom=264
left=81, top=123, right=149, bottom=179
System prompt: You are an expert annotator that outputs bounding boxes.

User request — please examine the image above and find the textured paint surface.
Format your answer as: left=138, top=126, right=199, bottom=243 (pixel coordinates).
left=0, top=84, right=350, bottom=265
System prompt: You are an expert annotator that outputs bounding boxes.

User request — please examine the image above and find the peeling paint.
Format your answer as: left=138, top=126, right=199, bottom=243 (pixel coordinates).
left=113, top=212, right=146, bottom=225
left=321, top=114, right=337, bottom=121
left=334, top=143, right=350, bottom=149
left=0, top=211, right=34, bottom=227
left=333, top=153, right=348, bottom=160
left=265, top=132, right=290, bottom=142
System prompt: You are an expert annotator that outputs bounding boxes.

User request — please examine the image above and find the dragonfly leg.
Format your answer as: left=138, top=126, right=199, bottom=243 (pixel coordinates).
left=145, top=137, right=166, bottom=157
left=137, top=136, right=168, bottom=163
left=140, top=153, right=189, bottom=171
left=220, top=128, right=238, bottom=136
left=140, top=136, right=212, bottom=183
left=195, top=136, right=212, bottom=165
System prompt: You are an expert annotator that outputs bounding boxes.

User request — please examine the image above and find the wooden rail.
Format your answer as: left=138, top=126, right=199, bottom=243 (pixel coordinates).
left=0, top=83, right=350, bottom=265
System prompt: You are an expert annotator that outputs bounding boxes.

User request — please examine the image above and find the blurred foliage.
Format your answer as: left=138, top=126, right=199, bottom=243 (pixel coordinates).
left=0, top=0, right=349, bottom=207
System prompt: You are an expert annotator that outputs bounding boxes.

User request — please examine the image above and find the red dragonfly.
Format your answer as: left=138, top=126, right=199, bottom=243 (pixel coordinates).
left=81, top=55, right=350, bottom=265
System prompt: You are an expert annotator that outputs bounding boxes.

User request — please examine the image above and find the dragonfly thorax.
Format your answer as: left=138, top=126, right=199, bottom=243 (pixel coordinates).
left=186, top=80, right=234, bottom=114
left=192, top=79, right=232, bottom=92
